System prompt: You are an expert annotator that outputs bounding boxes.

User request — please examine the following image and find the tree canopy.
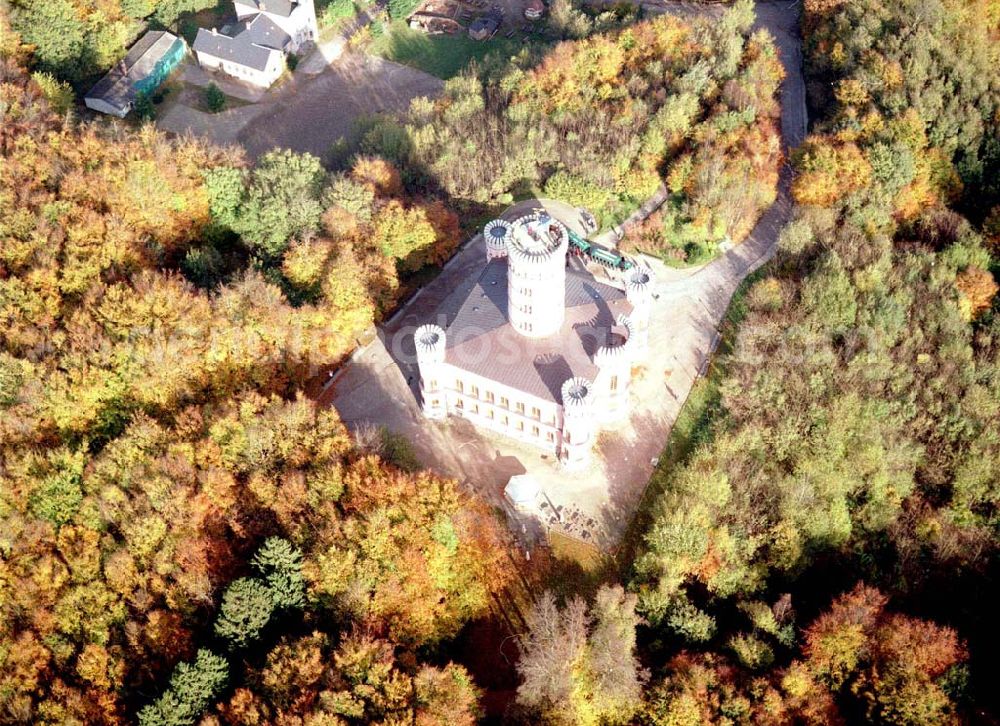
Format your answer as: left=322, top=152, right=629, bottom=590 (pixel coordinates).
left=630, top=0, right=1000, bottom=720
left=364, top=0, right=783, bottom=264
left=0, top=54, right=504, bottom=724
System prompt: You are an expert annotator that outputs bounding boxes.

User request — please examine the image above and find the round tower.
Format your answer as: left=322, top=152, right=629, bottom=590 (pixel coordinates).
left=507, top=212, right=569, bottom=338
left=594, top=315, right=634, bottom=423
left=624, top=266, right=653, bottom=358
left=560, top=377, right=595, bottom=470
left=484, top=219, right=512, bottom=262
left=414, top=324, right=447, bottom=419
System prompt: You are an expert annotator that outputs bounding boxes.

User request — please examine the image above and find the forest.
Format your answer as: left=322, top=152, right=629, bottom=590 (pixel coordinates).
left=0, top=17, right=496, bottom=723
left=626, top=0, right=1000, bottom=723
left=3, top=0, right=1000, bottom=723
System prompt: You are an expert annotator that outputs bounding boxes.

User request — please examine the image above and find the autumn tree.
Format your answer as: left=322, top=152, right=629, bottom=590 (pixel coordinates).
left=231, top=149, right=326, bottom=258
left=954, top=265, right=998, bottom=319
left=797, top=584, right=967, bottom=725
left=516, top=586, right=646, bottom=725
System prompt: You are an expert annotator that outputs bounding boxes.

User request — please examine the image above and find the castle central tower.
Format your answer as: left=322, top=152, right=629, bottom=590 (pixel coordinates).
left=506, top=212, right=569, bottom=338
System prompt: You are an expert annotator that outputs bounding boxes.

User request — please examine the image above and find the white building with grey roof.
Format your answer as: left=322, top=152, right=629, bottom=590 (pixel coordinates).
left=414, top=210, right=653, bottom=470
left=85, top=31, right=186, bottom=117
left=193, top=0, right=317, bottom=87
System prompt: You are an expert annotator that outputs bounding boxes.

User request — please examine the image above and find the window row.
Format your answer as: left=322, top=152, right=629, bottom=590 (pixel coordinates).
left=454, top=382, right=543, bottom=419
left=454, top=400, right=555, bottom=441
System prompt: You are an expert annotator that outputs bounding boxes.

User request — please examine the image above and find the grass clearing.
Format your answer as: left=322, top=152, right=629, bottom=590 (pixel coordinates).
left=549, top=531, right=604, bottom=573
left=545, top=530, right=619, bottom=600
left=370, top=21, right=525, bottom=79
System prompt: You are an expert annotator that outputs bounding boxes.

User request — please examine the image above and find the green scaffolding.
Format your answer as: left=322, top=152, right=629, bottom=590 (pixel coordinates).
left=132, top=36, right=186, bottom=97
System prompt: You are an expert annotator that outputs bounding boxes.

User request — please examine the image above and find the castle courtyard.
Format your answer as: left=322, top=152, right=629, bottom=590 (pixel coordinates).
left=327, top=192, right=791, bottom=549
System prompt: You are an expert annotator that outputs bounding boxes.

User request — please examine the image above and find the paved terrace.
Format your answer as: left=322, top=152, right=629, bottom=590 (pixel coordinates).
left=328, top=0, right=807, bottom=548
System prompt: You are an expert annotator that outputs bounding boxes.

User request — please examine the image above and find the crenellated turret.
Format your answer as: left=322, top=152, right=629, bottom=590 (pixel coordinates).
left=624, top=267, right=653, bottom=358
left=560, top=376, right=595, bottom=469
left=414, top=324, right=447, bottom=419
left=506, top=212, right=569, bottom=339
left=594, top=314, right=634, bottom=423
left=484, top=219, right=512, bottom=262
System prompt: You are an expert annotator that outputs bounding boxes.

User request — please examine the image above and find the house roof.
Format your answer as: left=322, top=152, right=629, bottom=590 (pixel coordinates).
left=243, top=13, right=292, bottom=49
left=241, top=0, right=296, bottom=17
left=439, top=257, right=631, bottom=403
left=193, top=26, right=278, bottom=71
left=85, top=31, right=182, bottom=111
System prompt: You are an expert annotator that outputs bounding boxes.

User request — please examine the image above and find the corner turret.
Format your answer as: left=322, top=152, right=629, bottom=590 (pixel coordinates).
left=560, top=376, right=595, bottom=469
left=594, top=314, right=634, bottom=423
left=484, top=219, right=512, bottom=262
left=624, top=267, right=653, bottom=358
left=414, top=324, right=447, bottom=419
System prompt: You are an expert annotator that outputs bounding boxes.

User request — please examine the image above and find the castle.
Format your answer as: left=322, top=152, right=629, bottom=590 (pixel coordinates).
left=414, top=211, right=653, bottom=470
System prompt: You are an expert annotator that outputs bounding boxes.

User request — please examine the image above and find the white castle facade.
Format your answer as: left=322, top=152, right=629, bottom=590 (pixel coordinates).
left=414, top=211, right=653, bottom=470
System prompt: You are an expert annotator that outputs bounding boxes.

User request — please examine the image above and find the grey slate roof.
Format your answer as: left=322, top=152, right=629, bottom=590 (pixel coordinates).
left=440, top=258, right=631, bottom=403
left=244, top=0, right=296, bottom=17
left=193, top=26, right=277, bottom=71
left=85, top=31, right=181, bottom=111
left=244, top=13, right=291, bottom=49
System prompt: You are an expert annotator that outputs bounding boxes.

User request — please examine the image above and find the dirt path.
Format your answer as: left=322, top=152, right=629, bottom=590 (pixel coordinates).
left=326, top=0, right=808, bottom=549
left=236, top=53, right=443, bottom=161
left=158, top=50, right=442, bottom=162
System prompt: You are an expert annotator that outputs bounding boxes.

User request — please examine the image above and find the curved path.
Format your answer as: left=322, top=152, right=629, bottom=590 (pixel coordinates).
left=327, top=0, right=807, bottom=548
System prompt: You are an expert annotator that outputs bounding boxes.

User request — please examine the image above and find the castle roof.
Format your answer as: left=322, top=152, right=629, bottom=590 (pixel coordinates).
left=439, top=257, right=631, bottom=403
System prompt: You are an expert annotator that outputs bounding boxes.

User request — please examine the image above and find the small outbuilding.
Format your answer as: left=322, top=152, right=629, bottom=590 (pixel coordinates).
left=468, top=13, right=500, bottom=39
left=504, top=475, right=541, bottom=510
left=85, top=31, right=186, bottom=117
left=524, top=0, right=544, bottom=20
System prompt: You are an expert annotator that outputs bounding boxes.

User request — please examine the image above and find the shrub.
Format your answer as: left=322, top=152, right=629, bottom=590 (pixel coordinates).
left=204, top=82, right=226, bottom=113
left=666, top=598, right=717, bottom=643
left=29, top=469, right=83, bottom=527
left=728, top=633, right=775, bottom=670
left=320, top=0, right=357, bottom=25
left=133, top=92, right=156, bottom=121
left=182, top=245, right=226, bottom=288
left=387, top=0, right=420, bottom=19
left=31, top=72, right=73, bottom=115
